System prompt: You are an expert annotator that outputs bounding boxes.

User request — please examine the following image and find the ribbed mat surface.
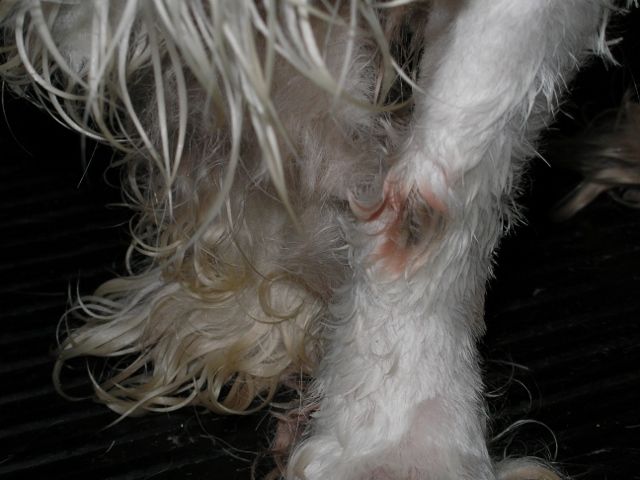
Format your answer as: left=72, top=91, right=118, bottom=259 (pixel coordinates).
left=2, top=13, right=640, bottom=480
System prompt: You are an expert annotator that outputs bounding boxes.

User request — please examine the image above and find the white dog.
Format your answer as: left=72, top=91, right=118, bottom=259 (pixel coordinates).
left=0, top=1, right=631, bottom=479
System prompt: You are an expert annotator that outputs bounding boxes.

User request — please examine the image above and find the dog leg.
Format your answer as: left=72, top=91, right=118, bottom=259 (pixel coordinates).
left=288, top=1, right=609, bottom=479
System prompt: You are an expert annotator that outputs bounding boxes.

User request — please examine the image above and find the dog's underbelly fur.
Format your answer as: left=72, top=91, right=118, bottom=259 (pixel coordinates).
left=0, top=1, right=621, bottom=478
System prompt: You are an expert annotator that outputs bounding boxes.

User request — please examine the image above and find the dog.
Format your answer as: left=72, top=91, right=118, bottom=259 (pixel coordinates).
left=0, top=1, right=634, bottom=478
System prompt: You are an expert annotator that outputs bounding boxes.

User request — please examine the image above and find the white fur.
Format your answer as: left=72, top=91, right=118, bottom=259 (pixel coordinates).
left=290, top=2, right=611, bottom=478
left=0, top=1, right=625, bottom=478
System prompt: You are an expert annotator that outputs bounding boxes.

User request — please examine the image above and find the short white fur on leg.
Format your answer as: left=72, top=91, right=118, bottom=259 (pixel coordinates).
left=290, top=1, right=611, bottom=479
left=0, top=1, right=625, bottom=479
left=289, top=247, right=493, bottom=479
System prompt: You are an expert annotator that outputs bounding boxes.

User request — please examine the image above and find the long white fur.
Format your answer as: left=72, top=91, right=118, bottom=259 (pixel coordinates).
left=0, top=1, right=626, bottom=479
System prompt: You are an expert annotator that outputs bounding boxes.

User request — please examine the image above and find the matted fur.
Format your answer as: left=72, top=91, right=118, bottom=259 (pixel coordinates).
left=0, top=1, right=629, bottom=479
left=1, top=0, right=422, bottom=414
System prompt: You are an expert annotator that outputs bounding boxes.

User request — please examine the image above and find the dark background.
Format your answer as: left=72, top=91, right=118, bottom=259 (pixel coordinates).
left=1, top=8, right=639, bottom=480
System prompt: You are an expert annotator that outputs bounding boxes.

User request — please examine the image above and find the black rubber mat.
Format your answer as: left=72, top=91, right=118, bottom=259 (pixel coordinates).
left=2, top=12, right=640, bottom=480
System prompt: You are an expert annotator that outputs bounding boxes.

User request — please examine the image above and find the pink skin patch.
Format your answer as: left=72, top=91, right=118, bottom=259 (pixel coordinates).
left=350, top=174, right=448, bottom=276
left=270, top=401, right=319, bottom=476
left=353, top=397, right=491, bottom=479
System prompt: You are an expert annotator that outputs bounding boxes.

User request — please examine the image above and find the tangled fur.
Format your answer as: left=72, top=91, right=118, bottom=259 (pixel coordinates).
left=2, top=0, right=411, bottom=414
left=0, top=1, right=633, bottom=478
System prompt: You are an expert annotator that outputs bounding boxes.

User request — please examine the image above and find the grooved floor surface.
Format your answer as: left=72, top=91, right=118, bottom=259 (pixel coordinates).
left=2, top=15, right=640, bottom=480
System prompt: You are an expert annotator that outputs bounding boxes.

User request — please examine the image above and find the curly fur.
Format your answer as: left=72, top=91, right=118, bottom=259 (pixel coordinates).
left=0, top=1, right=631, bottom=478
left=2, top=0, right=404, bottom=414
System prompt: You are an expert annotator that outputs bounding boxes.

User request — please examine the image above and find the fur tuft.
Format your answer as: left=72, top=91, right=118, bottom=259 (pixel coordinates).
left=553, top=95, right=640, bottom=219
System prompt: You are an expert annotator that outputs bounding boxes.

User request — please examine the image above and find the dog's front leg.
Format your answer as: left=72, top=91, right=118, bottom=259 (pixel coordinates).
left=289, top=2, right=609, bottom=479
